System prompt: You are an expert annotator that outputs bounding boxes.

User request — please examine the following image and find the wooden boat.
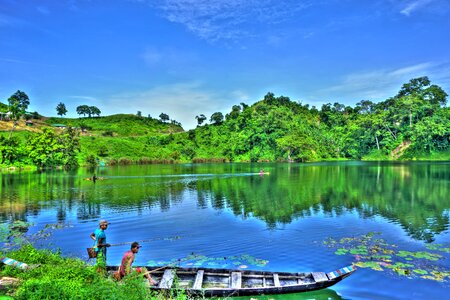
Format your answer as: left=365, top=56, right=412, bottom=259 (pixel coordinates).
left=107, top=264, right=356, bottom=297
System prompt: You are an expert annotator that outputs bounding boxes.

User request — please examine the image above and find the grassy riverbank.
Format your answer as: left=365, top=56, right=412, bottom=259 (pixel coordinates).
left=0, top=245, right=192, bottom=300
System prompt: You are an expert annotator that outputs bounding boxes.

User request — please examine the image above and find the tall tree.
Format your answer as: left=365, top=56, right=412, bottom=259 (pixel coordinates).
left=396, top=76, right=447, bottom=107
left=56, top=102, right=67, bottom=117
left=59, top=126, right=80, bottom=167
left=7, top=90, right=30, bottom=136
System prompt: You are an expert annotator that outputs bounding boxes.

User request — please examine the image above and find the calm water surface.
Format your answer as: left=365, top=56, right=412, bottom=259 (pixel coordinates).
left=1, top=162, right=449, bottom=299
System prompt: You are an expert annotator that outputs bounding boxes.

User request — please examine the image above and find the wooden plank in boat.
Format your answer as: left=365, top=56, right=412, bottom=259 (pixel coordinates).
left=192, top=270, right=204, bottom=289
left=243, top=274, right=302, bottom=279
left=273, top=273, right=281, bottom=287
left=204, top=272, right=230, bottom=277
left=176, top=271, right=302, bottom=280
left=159, top=269, right=176, bottom=288
left=311, top=272, right=327, bottom=282
left=230, top=272, right=242, bottom=288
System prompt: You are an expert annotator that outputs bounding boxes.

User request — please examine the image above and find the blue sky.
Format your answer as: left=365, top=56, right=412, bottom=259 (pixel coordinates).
left=1, top=0, right=449, bottom=129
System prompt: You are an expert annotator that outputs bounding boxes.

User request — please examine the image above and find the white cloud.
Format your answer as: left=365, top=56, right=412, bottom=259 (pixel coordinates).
left=68, top=96, right=99, bottom=102
left=140, top=46, right=197, bottom=68
left=103, top=82, right=237, bottom=129
left=142, top=48, right=163, bottom=65
left=147, top=0, right=314, bottom=42
left=397, top=0, right=450, bottom=17
left=400, top=0, right=433, bottom=16
left=36, top=6, right=50, bottom=15
left=312, top=62, right=450, bottom=103
left=0, top=13, right=23, bottom=28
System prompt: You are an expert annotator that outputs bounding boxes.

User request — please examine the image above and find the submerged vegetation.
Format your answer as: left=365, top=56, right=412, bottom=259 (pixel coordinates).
left=1, top=77, right=449, bottom=169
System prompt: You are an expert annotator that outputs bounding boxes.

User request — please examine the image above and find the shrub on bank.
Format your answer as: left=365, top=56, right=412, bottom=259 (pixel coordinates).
left=0, top=245, right=190, bottom=300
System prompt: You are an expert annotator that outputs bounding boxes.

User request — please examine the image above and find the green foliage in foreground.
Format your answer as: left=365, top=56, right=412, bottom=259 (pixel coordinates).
left=0, top=245, right=190, bottom=300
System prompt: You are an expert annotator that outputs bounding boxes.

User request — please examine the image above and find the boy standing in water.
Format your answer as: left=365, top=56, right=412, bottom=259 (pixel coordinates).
left=90, top=220, right=111, bottom=273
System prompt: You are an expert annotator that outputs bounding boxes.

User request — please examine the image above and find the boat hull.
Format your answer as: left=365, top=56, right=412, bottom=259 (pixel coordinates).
left=107, top=265, right=356, bottom=297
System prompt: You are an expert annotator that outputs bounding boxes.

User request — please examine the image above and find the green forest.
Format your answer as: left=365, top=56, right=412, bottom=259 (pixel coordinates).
left=1, top=76, right=449, bottom=169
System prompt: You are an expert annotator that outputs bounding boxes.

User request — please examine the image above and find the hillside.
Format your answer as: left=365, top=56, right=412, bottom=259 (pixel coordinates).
left=45, top=114, right=183, bottom=136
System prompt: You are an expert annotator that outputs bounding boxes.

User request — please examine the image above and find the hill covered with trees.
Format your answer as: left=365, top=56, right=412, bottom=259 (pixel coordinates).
left=159, top=76, right=450, bottom=162
left=1, top=76, right=449, bottom=169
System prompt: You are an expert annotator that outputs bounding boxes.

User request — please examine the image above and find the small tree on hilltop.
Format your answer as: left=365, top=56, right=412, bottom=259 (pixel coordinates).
left=89, top=106, right=101, bottom=117
left=210, top=112, right=224, bottom=125
left=76, top=105, right=90, bottom=117
left=195, top=114, right=207, bottom=126
left=159, top=113, right=169, bottom=123
left=56, top=102, right=68, bottom=117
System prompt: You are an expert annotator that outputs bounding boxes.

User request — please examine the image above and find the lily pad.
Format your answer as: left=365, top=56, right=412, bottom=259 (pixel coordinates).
left=396, top=251, right=441, bottom=261
left=350, top=248, right=368, bottom=255
left=371, top=254, right=392, bottom=262
left=354, top=261, right=383, bottom=271
left=335, top=248, right=348, bottom=255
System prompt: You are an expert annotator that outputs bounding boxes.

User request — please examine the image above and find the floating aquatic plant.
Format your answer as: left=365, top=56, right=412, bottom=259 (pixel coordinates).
left=323, top=232, right=450, bottom=282
left=413, top=269, right=428, bottom=275
left=396, top=250, right=441, bottom=261
left=1, top=221, right=73, bottom=251
left=354, top=261, right=384, bottom=271
left=425, top=244, right=450, bottom=253
left=335, top=248, right=348, bottom=255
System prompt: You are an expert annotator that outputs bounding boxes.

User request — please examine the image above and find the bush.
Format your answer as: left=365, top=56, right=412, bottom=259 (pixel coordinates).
left=102, top=130, right=114, bottom=137
left=85, top=155, right=98, bottom=167
left=0, top=245, right=195, bottom=299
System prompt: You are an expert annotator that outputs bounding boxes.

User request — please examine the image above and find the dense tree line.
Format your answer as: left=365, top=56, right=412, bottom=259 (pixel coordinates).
left=167, top=77, right=449, bottom=162
left=0, top=77, right=449, bottom=168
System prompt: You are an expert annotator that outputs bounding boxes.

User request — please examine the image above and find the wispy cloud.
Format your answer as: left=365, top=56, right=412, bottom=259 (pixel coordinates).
left=0, top=13, right=24, bottom=28
left=400, top=0, right=433, bottom=16
left=36, top=6, right=51, bottom=16
left=397, top=0, right=450, bottom=16
left=68, top=95, right=100, bottom=103
left=140, top=46, right=197, bottom=68
left=146, top=0, right=314, bottom=42
left=313, top=62, right=450, bottom=103
left=142, top=48, right=163, bottom=65
left=104, top=82, right=238, bottom=129
left=0, top=57, right=57, bottom=67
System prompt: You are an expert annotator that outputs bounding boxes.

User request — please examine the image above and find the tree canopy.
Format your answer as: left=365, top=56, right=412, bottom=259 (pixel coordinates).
left=56, top=102, right=68, bottom=117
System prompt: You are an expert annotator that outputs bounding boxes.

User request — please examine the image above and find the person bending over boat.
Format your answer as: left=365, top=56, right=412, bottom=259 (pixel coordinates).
left=115, top=242, right=157, bottom=285
left=90, top=219, right=111, bottom=273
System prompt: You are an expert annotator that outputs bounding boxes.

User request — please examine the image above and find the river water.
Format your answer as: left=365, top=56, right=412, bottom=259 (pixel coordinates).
left=1, top=162, right=449, bottom=299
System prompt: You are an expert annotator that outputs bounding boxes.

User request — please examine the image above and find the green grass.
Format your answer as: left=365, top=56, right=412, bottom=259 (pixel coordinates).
left=0, top=245, right=194, bottom=300
left=45, top=114, right=183, bottom=137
